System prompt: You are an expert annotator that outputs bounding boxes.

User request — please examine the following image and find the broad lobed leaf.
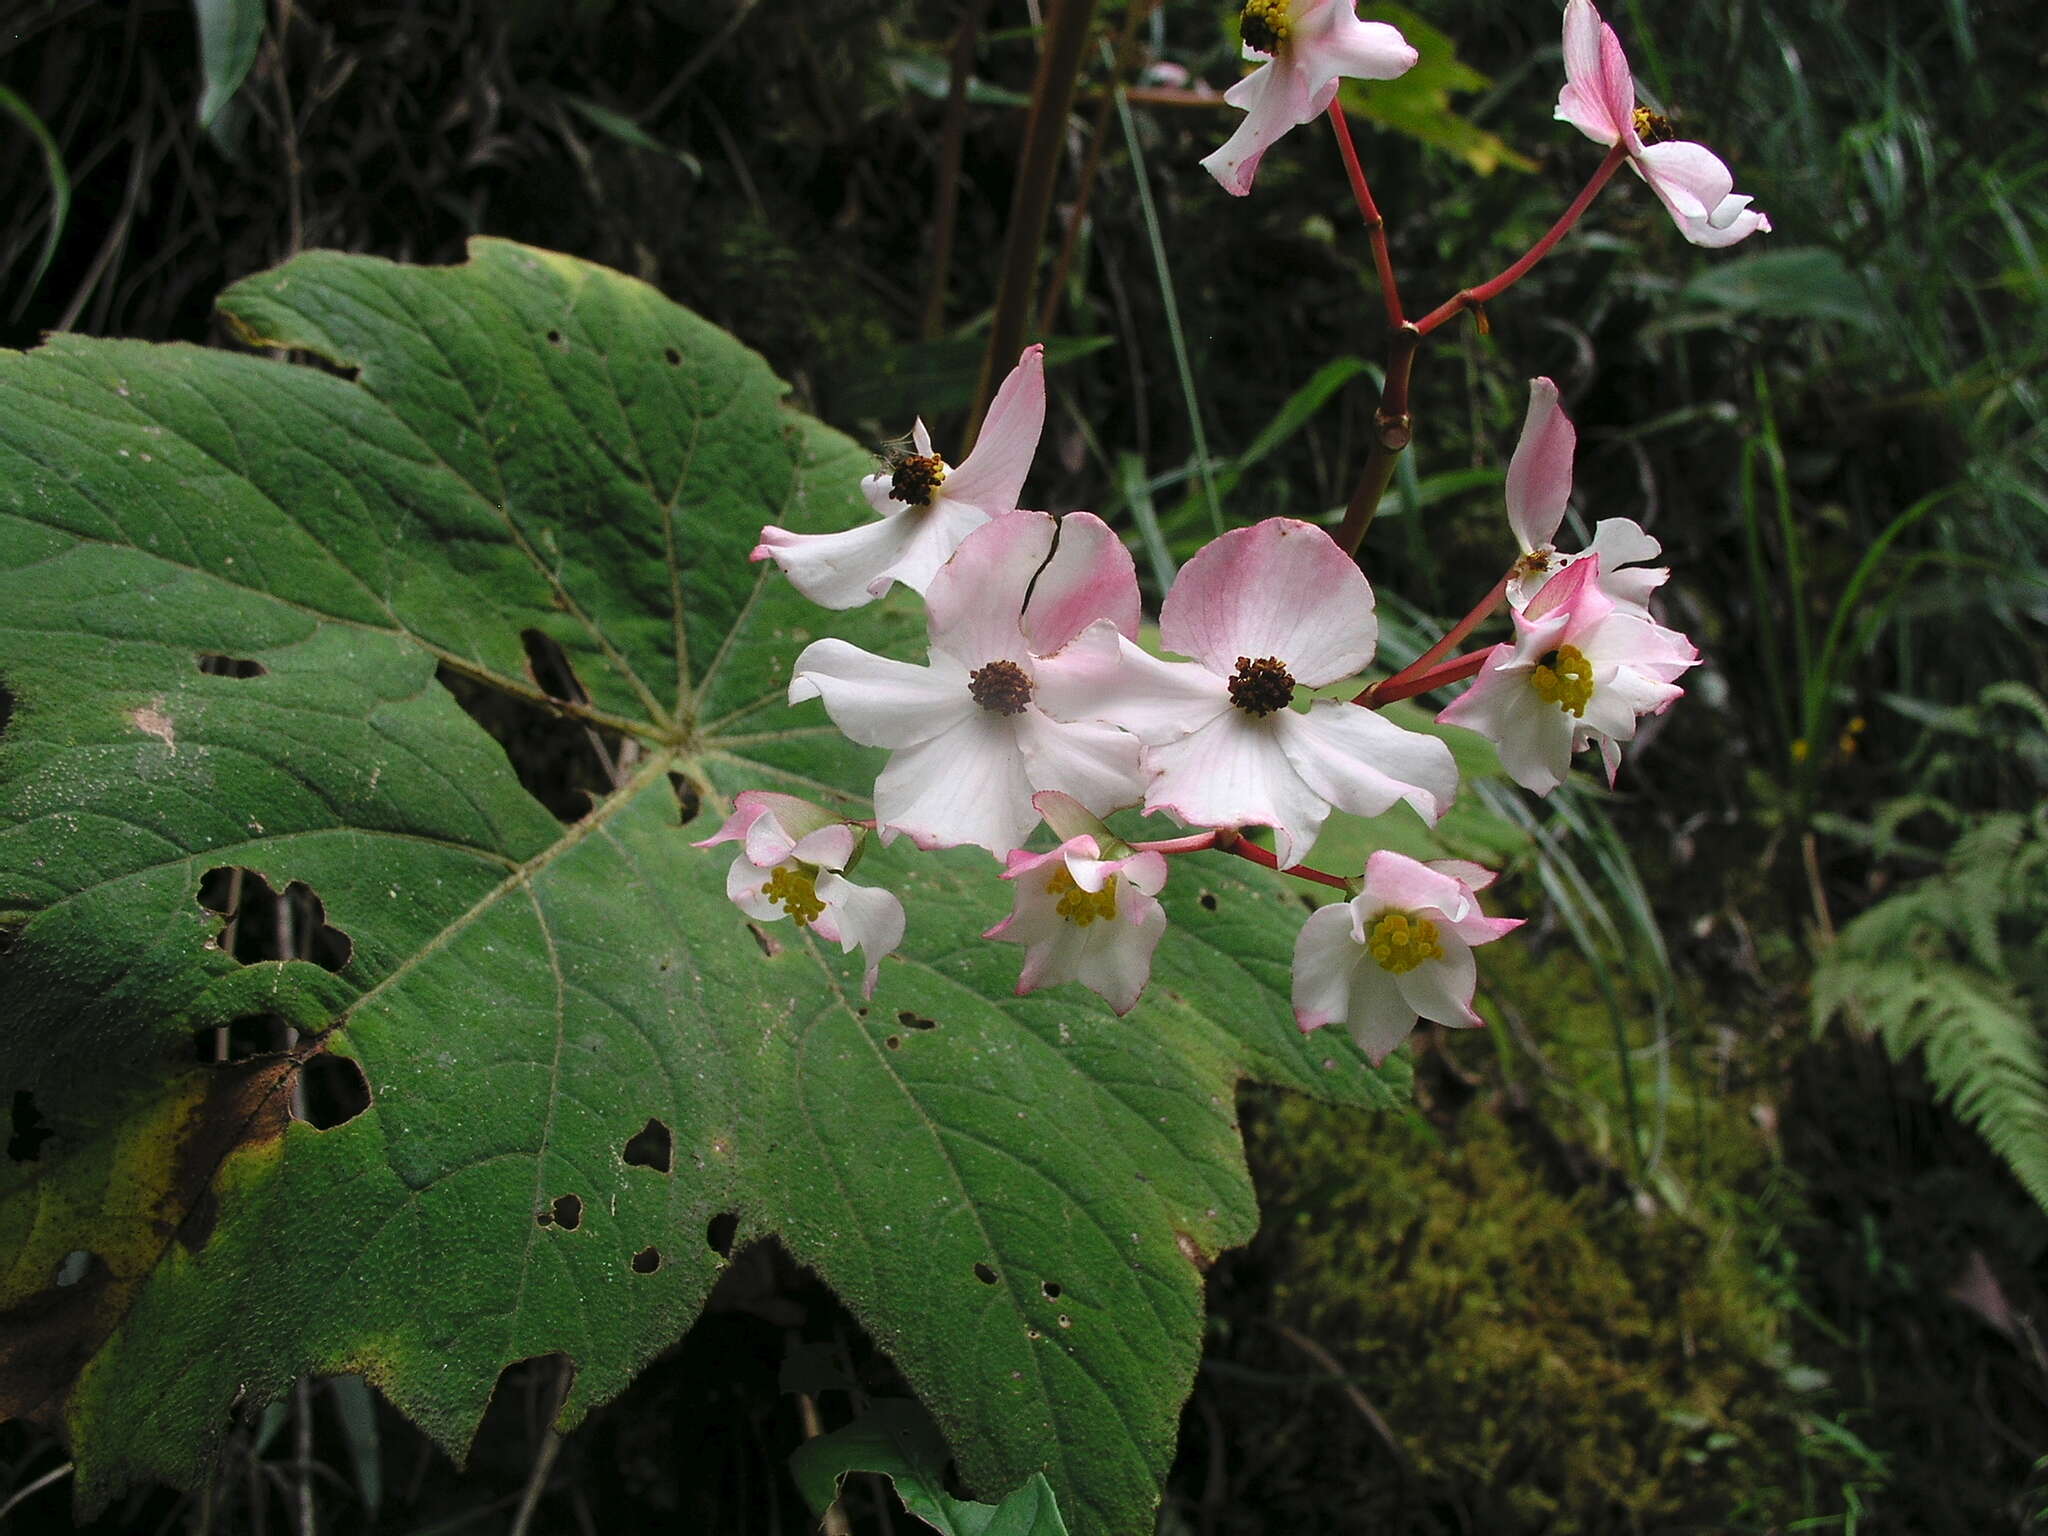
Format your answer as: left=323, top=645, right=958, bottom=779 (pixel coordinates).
left=0, top=239, right=1405, bottom=1533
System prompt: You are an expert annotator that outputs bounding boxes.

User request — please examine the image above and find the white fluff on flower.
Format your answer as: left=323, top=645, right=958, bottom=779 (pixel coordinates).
left=1036, top=518, right=1458, bottom=869
left=984, top=793, right=1169, bottom=1016
left=751, top=345, right=1046, bottom=608
left=1200, top=0, right=1418, bottom=197
left=1503, top=377, right=1668, bottom=616
left=787, top=510, right=1146, bottom=857
left=1437, top=556, right=1698, bottom=795
left=1292, top=851, right=1521, bottom=1065
left=1555, top=0, right=1770, bottom=248
left=694, top=791, right=905, bottom=998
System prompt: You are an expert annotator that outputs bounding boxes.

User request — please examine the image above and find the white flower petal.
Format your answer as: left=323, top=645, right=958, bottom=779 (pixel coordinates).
left=1032, top=624, right=1231, bottom=743
left=1273, top=702, right=1459, bottom=827
left=1022, top=511, right=1142, bottom=654
left=1292, top=903, right=1364, bottom=1033
left=1505, top=377, right=1576, bottom=554
left=789, top=639, right=972, bottom=749
left=1013, top=708, right=1146, bottom=820
left=816, top=873, right=906, bottom=999
left=1142, top=712, right=1332, bottom=869
left=875, top=711, right=1039, bottom=855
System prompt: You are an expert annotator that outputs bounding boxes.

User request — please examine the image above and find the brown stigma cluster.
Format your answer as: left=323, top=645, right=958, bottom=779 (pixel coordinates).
left=969, top=659, right=1034, bottom=716
left=890, top=453, right=948, bottom=507
left=1227, top=655, right=1296, bottom=717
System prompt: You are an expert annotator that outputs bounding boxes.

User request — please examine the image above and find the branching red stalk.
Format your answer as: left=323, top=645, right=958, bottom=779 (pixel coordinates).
left=1325, top=101, right=1403, bottom=329
left=1414, top=144, right=1628, bottom=336
left=1353, top=646, right=1489, bottom=707
left=1361, top=565, right=1514, bottom=706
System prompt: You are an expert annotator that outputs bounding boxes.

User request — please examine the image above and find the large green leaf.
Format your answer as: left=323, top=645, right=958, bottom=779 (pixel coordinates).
left=0, top=239, right=1405, bottom=1534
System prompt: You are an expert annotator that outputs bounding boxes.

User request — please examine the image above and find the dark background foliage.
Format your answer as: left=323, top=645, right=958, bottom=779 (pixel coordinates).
left=3, top=0, right=2045, bottom=1530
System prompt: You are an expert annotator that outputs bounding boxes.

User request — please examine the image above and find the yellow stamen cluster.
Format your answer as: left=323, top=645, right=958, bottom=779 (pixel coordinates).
left=1368, top=910, right=1442, bottom=975
left=1047, top=867, right=1120, bottom=927
left=1530, top=643, right=1595, bottom=718
left=1239, top=0, right=1292, bottom=54
left=1631, top=106, right=1676, bottom=144
left=763, top=864, right=826, bottom=928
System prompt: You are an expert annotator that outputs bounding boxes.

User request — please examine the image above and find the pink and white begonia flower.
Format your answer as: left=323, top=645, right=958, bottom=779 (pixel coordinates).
left=751, top=345, right=1047, bottom=609
left=1437, top=556, right=1698, bottom=794
left=984, top=792, right=1169, bottom=1016
left=1555, top=0, right=1770, bottom=249
left=787, top=510, right=1146, bottom=857
left=1201, top=1, right=1418, bottom=197
left=695, top=791, right=905, bottom=998
left=1503, top=377, right=1669, bottom=616
left=1292, top=851, right=1521, bottom=1065
left=1036, top=518, right=1458, bottom=869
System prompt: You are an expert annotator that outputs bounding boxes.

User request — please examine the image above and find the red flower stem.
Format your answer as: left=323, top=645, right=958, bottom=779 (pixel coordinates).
left=1414, top=145, right=1629, bottom=337
left=1353, top=647, right=1490, bottom=707
left=1360, top=565, right=1515, bottom=706
left=1211, top=829, right=1355, bottom=892
left=1326, top=101, right=1403, bottom=329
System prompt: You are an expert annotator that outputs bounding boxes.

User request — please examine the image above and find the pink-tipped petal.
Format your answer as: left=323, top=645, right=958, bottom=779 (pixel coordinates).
left=1023, top=511, right=1143, bottom=653
left=725, top=852, right=781, bottom=922
left=1273, top=703, right=1460, bottom=828
left=1199, top=58, right=1313, bottom=197
left=1505, top=377, right=1577, bottom=554
left=1555, top=0, right=1633, bottom=146
left=788, top=639, right=973, bottom=749
left=874, top=712, right=1040, bottom=855
left=1161, top=519, right=1378, bottom=687
left=940, top=346, right=1046, bottom=514
left=1142, top=713, right=1333, bottom=869
left=1359, top=849, right=1475, bottom=922
left=1032, top=625, right=1231, bottom=742
left=925, top=510, right=1053, bottom=668
left=1076, top=892, right=1168, bottom=1015
left=694, top=794, right=773, bottom=850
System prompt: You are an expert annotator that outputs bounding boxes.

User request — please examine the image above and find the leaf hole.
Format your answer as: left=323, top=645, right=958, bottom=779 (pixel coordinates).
left=622, top=1117, right=673, bottom=1173
left=196, top=868, right=353, bottom=971
left=668, top=772, right=702, bottom=825
left=548, top=1193, right=584, bottom=1231
left=545, top=329, right=566, bottom=347
left=195, top=653, right=266, bottom=679
left=631, top=1246, right=662, bottom=1274
left=896, top=1010, right=936, bottom=1031
left=1041, top=1281, right=1062, bottom=1299
left=884, top=1035, right=901, bottom=1050
left=663, top=346, right=681, bottom=365
left=435, top=650, right=625, bottom=823
left=297, top=1052, right=371, bottom=1130
left=1198, top=891, right=1218, bottom=912
left=973, top=1262, right=997, bottom=1285
left=706, top=1211, right=739, bottom=1258
left=8, top=1090, right=53, bottom=1163
left=748, top=924, right=779, bottom=958
left=0, top=677, right=12, bottom=737
left=191, top=1013, right=293, bottom=1062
